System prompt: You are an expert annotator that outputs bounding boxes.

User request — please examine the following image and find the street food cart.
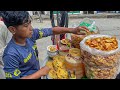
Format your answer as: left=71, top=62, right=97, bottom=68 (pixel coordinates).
left=41, top=18, right=120, bottom=79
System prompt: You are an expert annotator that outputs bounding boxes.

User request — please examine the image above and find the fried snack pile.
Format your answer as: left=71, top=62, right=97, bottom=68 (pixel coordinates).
left=48, top=46, right=57, bottom=52
left=46, top=55, right=69, bottom=79
left=81, top=35, right=120, bottom=79
left=85, top=36, right=118, bottom=51
left=46, top=61, right=54, bottom=69
left=60, top=39, right=71, bottom=48
left=69, top=48, right=81, bottom=57
left=56, top=68, right=68, bottom=79
left=81, top=50, right=120, bottom=67
left=84, top=63, right=118, bottom=79
left=48, top=69, right=58, bottom=79
left=71, top=31, right=97, bottom=49
left=61, top=39, right=71, bottom=45
left=53, top=57, right=65, bottom=70
left=71, top=34, right=85, bottom=49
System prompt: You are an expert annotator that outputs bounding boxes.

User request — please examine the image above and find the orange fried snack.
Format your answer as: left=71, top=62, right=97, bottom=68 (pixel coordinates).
left=85, top=36, right=118, bottom=51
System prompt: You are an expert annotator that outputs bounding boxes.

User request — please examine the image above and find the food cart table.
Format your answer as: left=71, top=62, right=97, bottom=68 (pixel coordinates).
left=40, top=55, right=120, bottom=79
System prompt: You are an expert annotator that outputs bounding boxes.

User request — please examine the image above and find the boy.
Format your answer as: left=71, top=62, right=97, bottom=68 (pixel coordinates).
left=2, top=11, right=88, bottom=79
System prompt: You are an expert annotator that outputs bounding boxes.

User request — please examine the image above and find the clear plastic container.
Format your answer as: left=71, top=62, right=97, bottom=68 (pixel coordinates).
left=64, top=54, right=85, bottom=79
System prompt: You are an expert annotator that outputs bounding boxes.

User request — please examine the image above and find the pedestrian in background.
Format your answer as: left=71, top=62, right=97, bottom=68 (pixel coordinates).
left=0, top=12, right=12, bottom=79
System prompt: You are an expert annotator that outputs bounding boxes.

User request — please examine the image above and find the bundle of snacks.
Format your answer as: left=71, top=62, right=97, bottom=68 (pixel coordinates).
left=71, top=18, right=99, bottom=49
left=46, top=61, right=54, bottom=69
left=48, top=69, right=58, bottom=79
left=46, top=55, right=69, bottom=79
left=56, top=68, right=68, bottom=79
left=53, top=55, right=65, bottom=70
left=65, top=48, right=85, bottom=79
left=71, top=34, right=86, bottom=49
left=53, top=55, right=65, bottom=62
left=71, top=27, right=99, bottom=49
left=80, top=34, right=120, bottom=79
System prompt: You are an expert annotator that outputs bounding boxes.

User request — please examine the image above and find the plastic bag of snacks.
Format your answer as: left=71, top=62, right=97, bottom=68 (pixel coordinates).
left=84, top=62, right=119, bottom=79
left=79, top=18, right=96, bottom=32
left=71, top=34, right=86, bottom=49
left=80, top=34, right=120, bottom=68
left=80, top=34, right=120, bottom=79
left=71, top=18, right=100, bottom=49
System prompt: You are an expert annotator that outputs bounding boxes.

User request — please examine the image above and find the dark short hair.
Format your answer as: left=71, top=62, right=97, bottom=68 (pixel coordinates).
left=1, top=11, right=29, bottom=27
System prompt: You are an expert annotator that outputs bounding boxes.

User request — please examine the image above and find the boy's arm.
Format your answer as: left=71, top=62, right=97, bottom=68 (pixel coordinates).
left=32, top=27, right=71, bottom=41
left=31, top=28, right=53, bottom=40
left=52, top=26, right=89, bottom=35
left=52, top=27, right=74, bottom=34
left=32, top=26, right=88, bottom=41
left=20, top=66, right=50, bottom=79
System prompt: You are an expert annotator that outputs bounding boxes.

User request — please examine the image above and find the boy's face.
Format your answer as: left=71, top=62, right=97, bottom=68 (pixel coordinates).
left=11, top=19, right=33, bottom=38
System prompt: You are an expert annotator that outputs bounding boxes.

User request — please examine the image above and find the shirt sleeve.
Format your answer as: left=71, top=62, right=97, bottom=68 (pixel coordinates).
left=3, top=54, right=21, bottom=79
left=31, top=28, right=53, bottom=40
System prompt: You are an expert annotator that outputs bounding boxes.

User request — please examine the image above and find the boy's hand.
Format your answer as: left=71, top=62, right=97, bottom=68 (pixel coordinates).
left=40, top=66, right=51, bottom=76
left=72, top=26, right=89, bottom=35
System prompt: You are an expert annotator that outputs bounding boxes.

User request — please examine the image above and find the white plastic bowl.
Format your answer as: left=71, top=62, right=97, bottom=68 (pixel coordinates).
left=47, top=45, right=58, bottom=58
